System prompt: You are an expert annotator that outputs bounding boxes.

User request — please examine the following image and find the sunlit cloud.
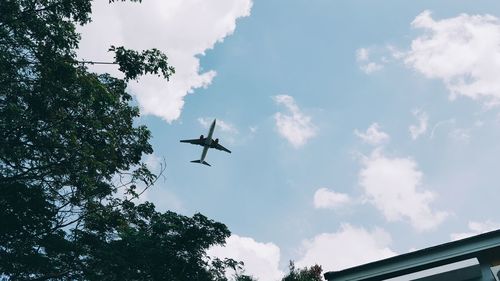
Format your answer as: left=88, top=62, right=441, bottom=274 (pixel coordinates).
left=313, top=188, right=352, bottom=209
left=208, top=235, right=284, bottom=281
left=356, top=47, right=384, bottom=74
left=402, top=11, right=500, bottom=105
left=355, top=123, right=390, bottom=146
left=273, top=95, right=317, bottom=148
left=78, top=0, right=253, bottom=122
left=359, top=149, right=448, bottom=231
left=296, top=224, right=396, bottom=270
left=409, top=109, right=429, bottom=140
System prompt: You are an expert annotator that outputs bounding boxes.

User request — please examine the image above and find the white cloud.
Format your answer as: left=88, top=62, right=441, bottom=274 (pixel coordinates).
left=359, top=149, right=448, bottom=231
left=387, top=45, right=405, bottom=60
left=355, top=123, right=390, bottom=146
left=273, top=95, right=317, bottom=148
left=198, top=117, right=239, bottom=134
left=356, top=48, right=384, bottom=74
left=78, top=0, right=252, bottom=122
left=313, top=188, right=351, bottom=209
left=356, top=48, right=370, bottom=61
left=207, top=235, right=284, bottom=281
left=409, top=110, right=429, bottom=140
left=360, top=62, right=384, bottom=74
left=451, top=221, right=500, bottom=241
left=403, top=10, right=500, bottom=105
left=296, top=224, right=396, bottom=271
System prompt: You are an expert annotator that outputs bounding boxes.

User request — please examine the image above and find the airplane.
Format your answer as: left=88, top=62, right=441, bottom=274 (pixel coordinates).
left=180, top=119, right=231, bottom=166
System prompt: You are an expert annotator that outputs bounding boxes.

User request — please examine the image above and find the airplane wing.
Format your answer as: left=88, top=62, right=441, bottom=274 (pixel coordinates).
left=180, top=138, right=205, bottom=146
left=211, top=142, right=231, bottom=153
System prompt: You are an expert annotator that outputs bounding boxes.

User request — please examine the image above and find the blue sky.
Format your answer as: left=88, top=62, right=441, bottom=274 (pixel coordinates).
left=78, top=0, right=500, bottom=279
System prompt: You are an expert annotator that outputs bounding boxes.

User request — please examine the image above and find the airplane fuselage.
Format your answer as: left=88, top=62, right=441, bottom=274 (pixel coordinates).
left=180, top=118, right=230, bottom=166
left=199, top=119, right=216, bottom=162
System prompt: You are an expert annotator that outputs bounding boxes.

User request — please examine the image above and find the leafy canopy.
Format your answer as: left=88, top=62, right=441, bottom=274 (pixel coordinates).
left=281, top=261, right=323, bottom=281
left=0, top=0, right=239, bottom=280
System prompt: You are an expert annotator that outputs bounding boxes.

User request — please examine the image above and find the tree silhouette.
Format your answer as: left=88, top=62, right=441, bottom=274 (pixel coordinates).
left=281, top=261, right=323, bottom=281
left=1, top=0, right=238, bottom=279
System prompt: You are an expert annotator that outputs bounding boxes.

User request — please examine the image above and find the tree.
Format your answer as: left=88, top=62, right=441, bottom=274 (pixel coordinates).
left=281, top=261, right=323, bottom=281
left=234, top=275, right=258, bottom=281
left=1, top=0, right=237, bottom=279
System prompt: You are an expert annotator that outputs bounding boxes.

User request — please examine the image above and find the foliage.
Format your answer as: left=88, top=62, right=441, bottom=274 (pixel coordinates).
left=1, top=0, right=233, bottom=280
left=109, top=46, right=175, bottom=81
left=281, top=261, right=323, bottom=281
left=233, top=275, right=258, bottom=281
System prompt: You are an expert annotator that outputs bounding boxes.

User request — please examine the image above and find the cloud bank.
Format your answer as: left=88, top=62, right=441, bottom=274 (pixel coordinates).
left=296, top=224, right=396, bottom=271
left=359, top=150, right=448, bottom=231
left=207, top=235, right=284, bottom=281
left=404, top=11, right=500, bottom=105
left=78, top=0, right=252, bottom=122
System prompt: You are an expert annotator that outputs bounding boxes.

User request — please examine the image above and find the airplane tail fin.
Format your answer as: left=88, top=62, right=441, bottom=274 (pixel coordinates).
left=190, top=160, right=211, bottom=166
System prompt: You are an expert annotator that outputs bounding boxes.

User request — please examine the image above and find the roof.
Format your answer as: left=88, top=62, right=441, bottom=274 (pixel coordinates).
left=324, top=229, right=500, bottom=281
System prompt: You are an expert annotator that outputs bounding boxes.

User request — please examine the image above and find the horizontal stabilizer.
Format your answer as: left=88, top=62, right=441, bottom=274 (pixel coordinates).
left=190, top=160, right=211, bottom=167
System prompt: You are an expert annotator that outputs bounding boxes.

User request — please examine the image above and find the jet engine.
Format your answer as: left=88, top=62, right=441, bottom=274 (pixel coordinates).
left=214, top=138, right=219, bottom=144
left=199, top=135, right=204, bottom=139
